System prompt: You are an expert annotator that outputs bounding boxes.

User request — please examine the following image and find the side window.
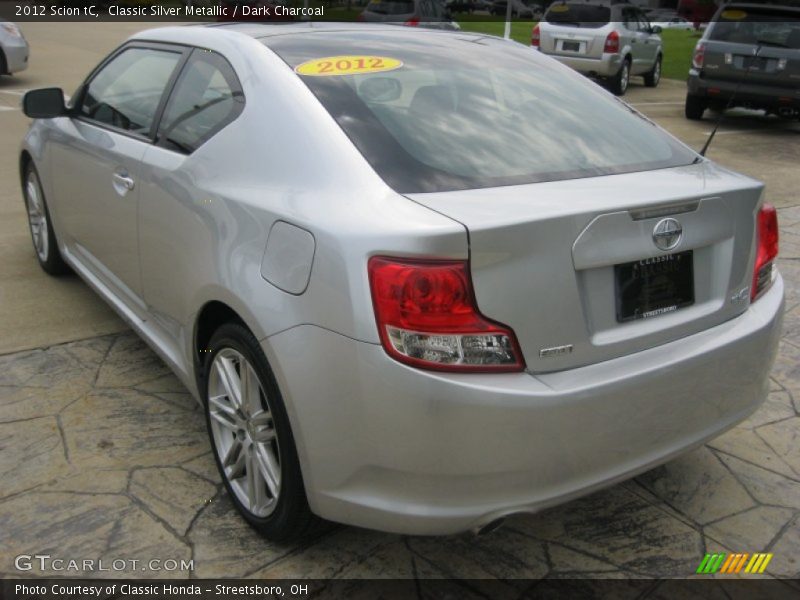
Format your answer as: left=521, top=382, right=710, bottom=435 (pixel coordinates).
left=157, top=50, right=245, bottom=154
left=623, top=9, right=637, bottom=31
left=80, top=47, right=182, bottom=136
left=637, top=12, right=651, bottom=32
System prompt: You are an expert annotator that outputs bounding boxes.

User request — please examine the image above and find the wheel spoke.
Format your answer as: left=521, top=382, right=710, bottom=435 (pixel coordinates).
left=226, top=442, right=247, bottom=480
left=208, top=395, right=239, bottom=430
left=241, top=362, right=262, bottom=416
left=221, top=437, right=243, bottom=468
left=214, top=356, right=242, bottom=410
left=254, top=443, right=280, bottom=498
left=246, top=444, right=267, bottom=510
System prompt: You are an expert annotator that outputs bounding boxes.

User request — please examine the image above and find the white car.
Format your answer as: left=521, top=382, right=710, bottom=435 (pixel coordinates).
left=654, top=17, right=695, bottom=30
left=0, top=21, right=29, bottom=76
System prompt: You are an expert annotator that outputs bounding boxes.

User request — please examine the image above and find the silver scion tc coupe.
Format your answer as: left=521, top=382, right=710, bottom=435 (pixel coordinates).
left=20, top=24, right=783, bottom=540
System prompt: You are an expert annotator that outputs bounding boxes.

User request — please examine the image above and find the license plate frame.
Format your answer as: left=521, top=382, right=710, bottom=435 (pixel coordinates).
left=614, top=250, right=695, bottom=323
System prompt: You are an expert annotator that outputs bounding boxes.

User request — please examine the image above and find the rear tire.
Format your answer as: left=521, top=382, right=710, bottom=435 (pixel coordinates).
left=23, top=163, right=70, bottom=276
left=685, top=93, right=708, bottom=120
left=203, top=322, right=316, bottom=542
left=608, top=58, right=631, bottom=96
left=644, top=55, right=662, bottom=88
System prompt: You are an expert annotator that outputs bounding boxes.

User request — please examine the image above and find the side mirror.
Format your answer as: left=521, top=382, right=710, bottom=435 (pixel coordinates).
left=22, top=88, right=67, bottom=119
left=651, top=25, right=662, bottom=34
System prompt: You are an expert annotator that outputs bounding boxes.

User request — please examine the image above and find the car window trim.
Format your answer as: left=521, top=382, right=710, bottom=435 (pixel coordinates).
left=71, top=41, right=192, bottom=144
left=152, top=48, right=246, bottom=156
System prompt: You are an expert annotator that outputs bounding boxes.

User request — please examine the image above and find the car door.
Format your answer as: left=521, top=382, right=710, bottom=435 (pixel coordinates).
left=622, top=7, right=649, bottom=73
left=137, top=49, right=245, bottom=341
left=637, top=11, right=660, bottom=68
left=50, top=43, right=186, bottom=312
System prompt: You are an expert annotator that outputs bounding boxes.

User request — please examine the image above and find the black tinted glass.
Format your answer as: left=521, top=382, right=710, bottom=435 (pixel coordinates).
left=545, top=3, right=611, bottom=27
left=158, top=50, right=245, bottom=154
left=81, top=47, right=181, bottom=136
left=709, top=7, right=800, bottom=48
left=269, top=31, right=696, bottom=194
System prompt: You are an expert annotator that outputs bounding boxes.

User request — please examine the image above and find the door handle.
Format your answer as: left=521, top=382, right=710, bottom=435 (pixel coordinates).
left=112, top=172, right=135, bottom=193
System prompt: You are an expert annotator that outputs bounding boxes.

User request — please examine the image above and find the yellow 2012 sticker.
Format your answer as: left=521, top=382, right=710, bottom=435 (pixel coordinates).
left=549, top=4, right=569, bottom=12
left=295, top=56, right=403, bottom=77
left=721, top=9, right=747, bottom=20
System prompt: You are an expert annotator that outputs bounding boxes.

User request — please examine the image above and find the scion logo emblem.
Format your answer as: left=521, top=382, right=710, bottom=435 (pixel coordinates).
left=652, top=218, right=683, bottom=251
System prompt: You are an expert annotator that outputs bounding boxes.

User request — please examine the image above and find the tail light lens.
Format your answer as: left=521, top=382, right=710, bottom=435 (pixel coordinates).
left=404, top=16, right=420, bottom=26
left=692, top=42, right=706, bottom=69
left=604, top=30, right=620, bottom=53
left=752, top=204, right=779, bottom=301
left=356, top=13, right=365, bottom=22
left=368, top=257, right=525, bottom=372
left=531, top=25, right=541, bottom=47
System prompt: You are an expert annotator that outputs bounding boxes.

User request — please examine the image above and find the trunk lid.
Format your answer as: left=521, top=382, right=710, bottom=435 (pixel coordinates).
left=407, top=162, right=764, bottom=373
left=703, top=41, right=800, bottom=89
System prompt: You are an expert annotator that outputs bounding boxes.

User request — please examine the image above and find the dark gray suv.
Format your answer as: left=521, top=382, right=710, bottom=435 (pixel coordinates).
left=686, top=2, right=800, bottom=120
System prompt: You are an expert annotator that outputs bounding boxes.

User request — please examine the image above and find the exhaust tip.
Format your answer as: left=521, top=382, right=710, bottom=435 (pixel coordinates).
left=474, top=518, right=506, bottom=536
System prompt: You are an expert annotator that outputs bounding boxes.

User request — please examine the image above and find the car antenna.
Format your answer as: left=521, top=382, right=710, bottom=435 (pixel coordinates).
left=700, top=43, right=762, bottom=157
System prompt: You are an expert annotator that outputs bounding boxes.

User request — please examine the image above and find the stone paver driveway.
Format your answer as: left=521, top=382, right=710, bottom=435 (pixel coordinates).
left=1, top=211, right=799, bottom=582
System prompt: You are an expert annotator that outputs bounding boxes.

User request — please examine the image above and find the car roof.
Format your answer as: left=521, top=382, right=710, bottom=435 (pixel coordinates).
left=133, top=22, right=491, bottom=47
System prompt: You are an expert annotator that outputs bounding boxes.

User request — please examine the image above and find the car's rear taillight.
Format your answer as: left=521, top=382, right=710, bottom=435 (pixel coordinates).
left=604, top=30, right=620, bottom=53
left=752, top=203, right=779, bottom=302
left=531, top=25, right=541, bottom=47
left=404, top=16, right=420, bottom=26
left=692, top=42, right=706, bottom=69
left=368, top=257, right=525, bottom=372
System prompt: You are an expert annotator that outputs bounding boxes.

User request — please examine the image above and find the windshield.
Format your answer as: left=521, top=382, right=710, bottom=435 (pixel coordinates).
left=545, top=3, right=611, bottom=28
left=708, top=7, right=800, bottom=48
left=267, top=31, right=696, bottom=193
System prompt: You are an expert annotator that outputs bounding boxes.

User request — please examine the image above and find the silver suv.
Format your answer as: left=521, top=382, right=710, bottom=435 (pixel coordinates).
left=533, top=1, right=663, bottom=95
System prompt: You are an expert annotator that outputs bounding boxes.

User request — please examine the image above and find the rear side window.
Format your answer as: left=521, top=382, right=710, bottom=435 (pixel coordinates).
left=708, top=7, right=800, bottom=48
left=157, top=50, right=245, bottom=154
left=545, top=3, right=611, bottom=28
left=366, top=0, right=415, bottom=15
left=80, top=47, right=182, bottom=136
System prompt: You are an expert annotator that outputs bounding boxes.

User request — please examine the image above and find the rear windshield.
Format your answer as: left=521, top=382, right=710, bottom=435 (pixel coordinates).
left=365, top=0, right=415, bottom=15
left=545, top=3, right=611, bottom=28
left=267, top=31, right=696, bottom=193
left=708, top=7, right=800, bottom=48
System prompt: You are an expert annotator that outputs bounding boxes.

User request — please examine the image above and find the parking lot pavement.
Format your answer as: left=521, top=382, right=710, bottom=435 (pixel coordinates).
left=1, top=24, right=799, bottom=581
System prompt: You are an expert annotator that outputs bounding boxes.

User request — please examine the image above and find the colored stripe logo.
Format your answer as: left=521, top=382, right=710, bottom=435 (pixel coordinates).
left=696, top=553, right=773, bottom=574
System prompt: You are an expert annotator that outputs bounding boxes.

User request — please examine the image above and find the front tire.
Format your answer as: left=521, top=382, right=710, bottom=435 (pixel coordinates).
left=644, top=54, right=662, bottom=88
left=23, top=163, right=70, bottom=276
left=685, top=93, right=708, bottom=120
left=608, top=57, right=631, bottom=96
left=203, top=323, right=315, bottom=541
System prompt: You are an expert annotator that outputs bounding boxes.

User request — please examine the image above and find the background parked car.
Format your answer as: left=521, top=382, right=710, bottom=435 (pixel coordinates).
left=359, top=0, right=459, bottom=28
left=533, top=1, right=663, bottom=95
left=489, top=0, right=537, bottom=19
left=653, top=16, right=694, bottom=31
left=686, top=1, right=800, bottom=120
left=0, top=21, right=29, bottom=77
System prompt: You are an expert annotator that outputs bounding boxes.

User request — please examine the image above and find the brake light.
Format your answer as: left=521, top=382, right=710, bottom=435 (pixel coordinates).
left=356, top=13, right=365, bottom=21
left=531, top=25, right=541, bottom=47
left=692, top=42, right=706, bottom=69
left=752, top=204, right=779, bottom=301
left=404, top=16, right=420, bottom=26
left=604, top=30, right=620, bottom=53
left=368, top=257, right=525, bottom=372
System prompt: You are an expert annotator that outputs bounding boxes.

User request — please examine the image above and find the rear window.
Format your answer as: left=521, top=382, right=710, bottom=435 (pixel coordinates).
left=365, top=0, right=415, bottom=15
left=708, top=6, right=800, bottom=48
left=267, top=31, right=696, bottom=193
left=545, top=2, right=611, bottom=28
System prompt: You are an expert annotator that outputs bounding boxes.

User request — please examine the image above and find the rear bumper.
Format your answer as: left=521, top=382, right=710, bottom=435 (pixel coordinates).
left=688, top=70, right=800, bottom=110
left=2, top=38, right=29, bottom=74
left=544, top=52, right=622, bottom=78
left=264, top=276, right=784, bottom=535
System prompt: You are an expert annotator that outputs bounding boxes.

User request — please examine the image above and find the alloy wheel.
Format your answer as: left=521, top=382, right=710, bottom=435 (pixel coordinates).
left=25, top=171, right=49, bottom=262
left=208, top=348, right=281, bottom=517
